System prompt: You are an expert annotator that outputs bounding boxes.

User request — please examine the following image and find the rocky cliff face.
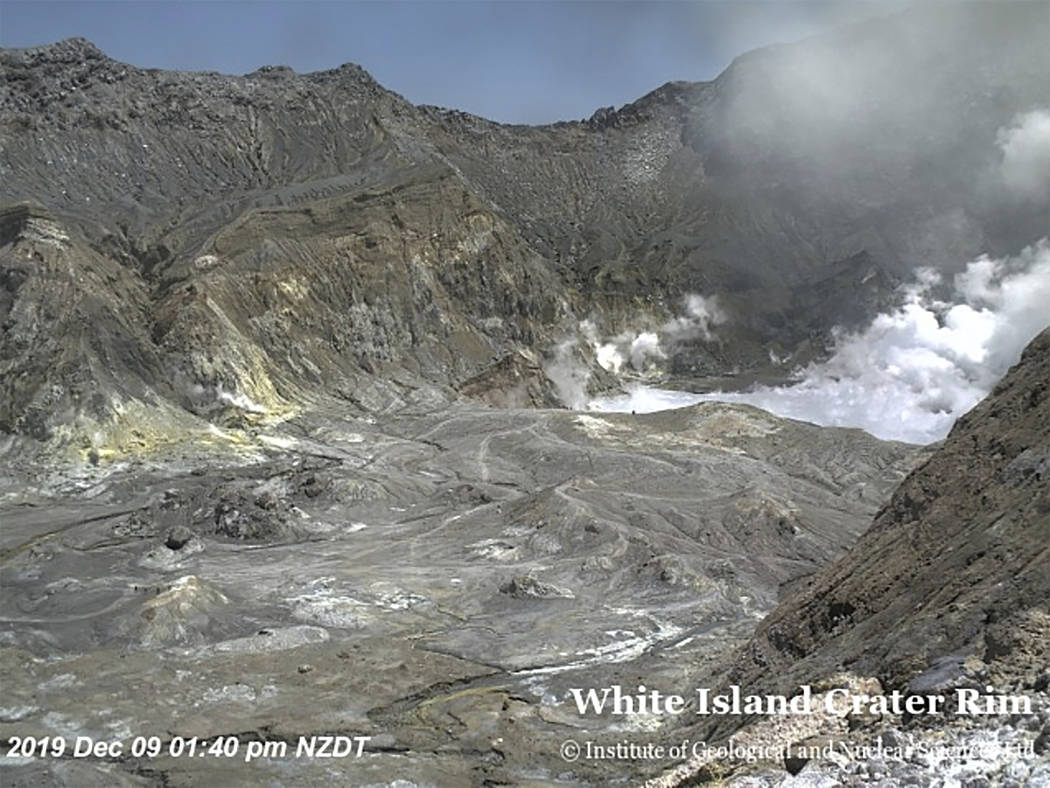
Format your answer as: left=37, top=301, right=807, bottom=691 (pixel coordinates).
left=2, top=3, right=1048, bottom=460
left=0, top=38, right=580, bottom=462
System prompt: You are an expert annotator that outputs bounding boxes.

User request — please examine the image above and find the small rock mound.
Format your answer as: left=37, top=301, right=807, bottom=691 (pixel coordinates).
left=499, top=574, right=575, bottom=600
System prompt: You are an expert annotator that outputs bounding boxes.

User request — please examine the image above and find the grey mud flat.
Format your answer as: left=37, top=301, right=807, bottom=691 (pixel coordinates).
left=0, top=402, right=920, bottom=786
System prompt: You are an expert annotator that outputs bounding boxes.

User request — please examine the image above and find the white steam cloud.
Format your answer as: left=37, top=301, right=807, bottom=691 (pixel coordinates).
left=545, top=294, right=724, bottom=407
left=662, top=294, right=726, bottom=343
left=591, top=242, right=1050, bottom=444
left=188, top=382, right=268, bottom=415
left=997, top=109, right=1050, bottom=202
left=546, top=338, right=591, bottom=410
left=580, top=294, right=725, bottom=376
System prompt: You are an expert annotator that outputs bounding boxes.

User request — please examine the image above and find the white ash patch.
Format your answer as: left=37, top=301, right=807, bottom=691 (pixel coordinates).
left=200, top=684, right=257, bottom=705
left=40, top=711, right=84, bottom=737
left=516, top=614, right=684, bottom=676
left=0, top=705, right=38, bottom=722
left=467, top=538, right=518, bottom=561
left=288, top=577, right=429, bottom=628
left=179, top=625, right=329, bottom=657
left=39, top=673, right=77, bottom=690
left=574, top=414, right=617, bottom=440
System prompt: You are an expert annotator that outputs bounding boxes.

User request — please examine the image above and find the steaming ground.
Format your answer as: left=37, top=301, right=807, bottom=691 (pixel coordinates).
left=590, top=242, right=1050, bottom=445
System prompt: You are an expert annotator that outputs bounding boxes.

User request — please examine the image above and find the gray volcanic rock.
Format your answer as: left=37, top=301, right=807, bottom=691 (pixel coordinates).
left=0, top=203, right=183, bottom=459
left=457, top=349, right=562, bottom=409
left=0, top=37, right=577, bottom=459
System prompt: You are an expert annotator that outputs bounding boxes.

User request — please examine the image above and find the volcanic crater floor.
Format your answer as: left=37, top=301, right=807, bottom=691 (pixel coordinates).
left=0, top=401, right=921, bottom=786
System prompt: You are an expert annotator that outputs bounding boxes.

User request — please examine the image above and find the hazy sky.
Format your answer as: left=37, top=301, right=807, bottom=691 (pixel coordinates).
left=1, top=1, right=914, bottom=124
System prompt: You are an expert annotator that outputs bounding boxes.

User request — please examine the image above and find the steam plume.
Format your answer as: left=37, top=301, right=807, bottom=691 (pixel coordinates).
left=592, top=242, right=1050, bottom=444
left=997, top=109, right=1050, bottom=203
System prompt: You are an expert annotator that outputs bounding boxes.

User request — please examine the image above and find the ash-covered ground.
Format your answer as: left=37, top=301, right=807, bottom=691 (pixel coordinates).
left=1, top=397, right=921, bottom=785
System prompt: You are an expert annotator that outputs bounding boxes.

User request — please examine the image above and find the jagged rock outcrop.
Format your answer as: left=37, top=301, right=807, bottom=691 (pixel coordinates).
left=457, top=349, right=560, bottom=408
